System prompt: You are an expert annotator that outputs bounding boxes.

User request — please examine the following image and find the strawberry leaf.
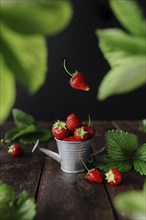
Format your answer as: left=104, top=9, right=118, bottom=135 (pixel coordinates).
left=134, top=144, right=146, bottom=161
left=12, top=109, right=37, bottom=129
left=94, top=153, right=132, bottom=172
left=20, top=129, right=52, bottom=144
left=133, top=144, right=146, bottom=175
left=106, top=130, right=138, bottom=161
left=5, top=125, right=37, bottom=141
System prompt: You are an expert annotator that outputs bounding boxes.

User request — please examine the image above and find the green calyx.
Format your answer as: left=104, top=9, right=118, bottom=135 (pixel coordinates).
left=53, top=120, right=67, bottom=130
left=76, top=127, right=87, bottom=138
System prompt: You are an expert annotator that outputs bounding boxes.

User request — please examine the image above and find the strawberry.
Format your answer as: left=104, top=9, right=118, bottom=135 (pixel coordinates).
left=8, top=144, right=24, bottom=156
left=105, top=168, right=122, bottom=185
left=74, top=126, right=88, bottom=141
left=52, top=120, right=69, bottom=140
left=82, top=115, right=96, bottom=138
left=86, top=168, right=103, bottom=183
left=63, top=136, right=77, bottom=142
left=63, top=59, right=90, bottom=91
left=66, top=113, right=81, bottom=131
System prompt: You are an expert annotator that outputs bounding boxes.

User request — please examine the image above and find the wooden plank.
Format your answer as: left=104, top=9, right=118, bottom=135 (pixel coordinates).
left=103, top=121, right=146, bottom=220
left=0, top=122, right=46, bottom=197
left=36, top=124, right=116, bottom=220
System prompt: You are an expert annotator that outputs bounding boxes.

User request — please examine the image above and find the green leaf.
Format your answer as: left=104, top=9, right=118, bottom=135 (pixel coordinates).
left=114, top=182, right=146, bottom=220
left=135, top=144, right=146, bottom=162
left=133, top=160, right=146, bottom=175
left=94, top=153, right=132, bottom=172
left=0, top=53, right=16, bottom=123
left=5, top=125, right=37, bottom=141
left=97, top=29, right=145, bottom=58
left=20, top=129, right=52, bottom=144
left=97, top=56, right=145, bottom=100
left=1, top=1, right=73, bottom=36
left=0, top=182, right=36, bottom=220
left=110, top=0, right=146, bottom=36
left=12, top=109, right=37, bottom=129
left=106, top=130, right=138, bottom=161
left=1, top=22, right=47, bottom=94
left=13, top=192, right=36, bottom=220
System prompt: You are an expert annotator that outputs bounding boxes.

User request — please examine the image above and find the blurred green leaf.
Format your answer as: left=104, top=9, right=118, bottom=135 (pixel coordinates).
left=110, top=0, right=146, bottom=36
left=114, top=182, right=146, bottom=220
left=1, top=22, right=47, bottom=94
left=1, top=1, right=73, bottom=36
left=97, top=56, right=145, bottom=100
left=0, top=53, right=16, bottom=123
left=0, top=1, right=73, bottom=122
left=96, top=1, right=146, bottom=100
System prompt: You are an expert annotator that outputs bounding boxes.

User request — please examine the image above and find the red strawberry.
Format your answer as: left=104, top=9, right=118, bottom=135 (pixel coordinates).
left=52, top=120, right=69, bottom=140
left=82, top=115, right=96, bottom=138
left=105, top=168, right=122, bottom=185
left=63, top=136, right=77, bottom=142
left=74, top=126, right=88, bottom=141
left=63, top=59, right=90, bottom=91
left=8, top=144, right=24, bottom=156
left=66, top=113, right=81, bottom=131
left=86, top=168, right=103, bottom=183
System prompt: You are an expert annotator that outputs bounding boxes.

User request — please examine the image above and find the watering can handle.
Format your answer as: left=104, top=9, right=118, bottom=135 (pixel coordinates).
left=87, top=135, right=106, bottom=163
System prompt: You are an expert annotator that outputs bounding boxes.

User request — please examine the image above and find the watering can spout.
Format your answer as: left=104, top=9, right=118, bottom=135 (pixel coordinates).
left=32, top=140, right=60, bottom=163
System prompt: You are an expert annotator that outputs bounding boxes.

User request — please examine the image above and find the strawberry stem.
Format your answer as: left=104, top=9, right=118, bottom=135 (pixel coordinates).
left=88, top=115, right=91, bottom=127
left=79, top=154, right=89, bottom=172
left=63, top=59, right=74, bottom=77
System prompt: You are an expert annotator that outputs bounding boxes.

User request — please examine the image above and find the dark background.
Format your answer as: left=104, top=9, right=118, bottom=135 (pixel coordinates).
left=12, top=0, right=146, bottom=121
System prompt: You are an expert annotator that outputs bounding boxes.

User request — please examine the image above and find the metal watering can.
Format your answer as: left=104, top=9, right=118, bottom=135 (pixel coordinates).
left=32, top=136, right=105, bottom=173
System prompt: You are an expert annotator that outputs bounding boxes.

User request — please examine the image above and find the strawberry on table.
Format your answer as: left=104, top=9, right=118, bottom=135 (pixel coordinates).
left=66, top=113, right=81, bottom=131
left=63, top=59, right=90, bottom=91
left=86, top=168, right=103, bottom=184
left=82, top=115, right=96, bottom=138
left=74, top=126, right=88, bottom=141
left=52, top=120, right=69, bottom=140
left=105, top=168, right=122, bottom=185
left=8, top=144, right=24, bottom=156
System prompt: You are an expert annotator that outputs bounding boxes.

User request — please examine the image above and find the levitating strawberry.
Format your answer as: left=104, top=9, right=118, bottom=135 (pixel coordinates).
left=86, top=168, right=103, bottom=183
left=74, top=126, right=88, bottom=141
left=105, top=168, right=122, bottom=185
left=82, top=115, right=96, bottom=138
left=52, top=120, right=69, bottom=140
left=66, top=113, right=81, bottom=131
left=8, top=144, right=24, bottom=156
left=63, top=136, right=77, bottom=142
left=63, top=59, right=90, bottom=91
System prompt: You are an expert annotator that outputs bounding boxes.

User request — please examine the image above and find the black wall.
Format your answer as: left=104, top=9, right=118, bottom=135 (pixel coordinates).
left=13, top=0, right=146, bottom=121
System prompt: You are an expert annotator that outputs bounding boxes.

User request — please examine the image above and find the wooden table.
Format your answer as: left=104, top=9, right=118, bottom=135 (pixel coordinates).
left=0, top=121, right=146, bottom=220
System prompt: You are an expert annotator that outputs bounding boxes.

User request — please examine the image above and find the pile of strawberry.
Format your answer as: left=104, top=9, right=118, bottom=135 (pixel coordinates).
left=51, top=113, right=96, bottom=141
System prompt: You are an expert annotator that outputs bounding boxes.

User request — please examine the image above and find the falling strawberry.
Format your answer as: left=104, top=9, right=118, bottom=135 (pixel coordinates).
left=105, top=168, right=122, bottom=185
left=8, top=144, right=24, bottom=156
left=82, top=115, right=96, bottom=138
left=74, top=126, right=88, bottom=141
left=66, top=113, right=81, bottom=131
left=63, top=136, right=77, bottom=142
left=52, top=120, right=70, bottom=140
left=63, top=59, right=90, bottom=91
left=86, top=168, right=103, bottom=183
